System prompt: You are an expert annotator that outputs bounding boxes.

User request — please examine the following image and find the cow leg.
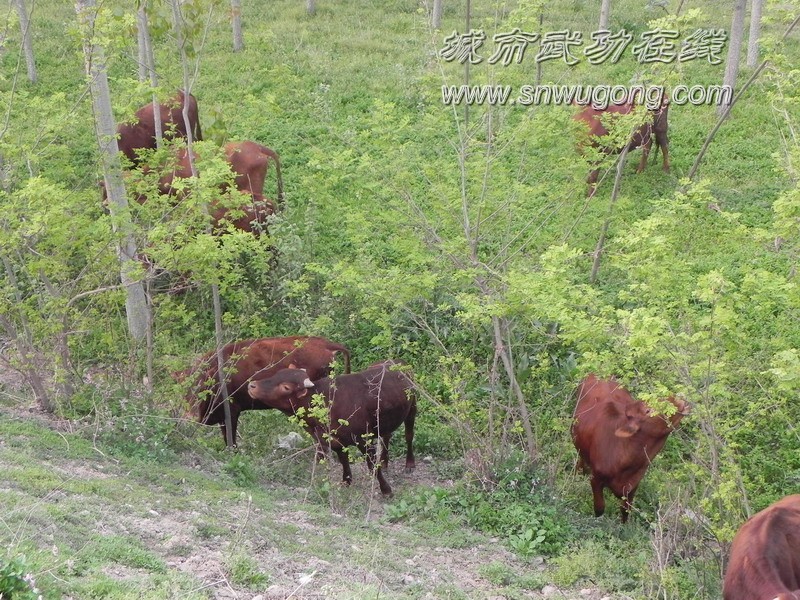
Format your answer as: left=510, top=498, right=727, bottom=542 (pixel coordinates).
left=575, top=456, right=589, bottom=474
left=334, top=448, right=352, bottom=486
left=590, top=476, right=606, bottom=517
left=220, top=424, right=229, bottom=446
left=364, top=442, right=392, bottom=496
left=380, top=432, right=391, bottom=469
left=220, top=409, right=240, bottom=448
left=636, top=138, right=652, bottom=173
left=404, top=403, right=417, bottom=473
left=657, top=133, right=670, bottom=172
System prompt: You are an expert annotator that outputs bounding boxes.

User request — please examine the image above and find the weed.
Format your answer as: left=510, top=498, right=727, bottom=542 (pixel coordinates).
left=224, top=453, right=259, bottom=487
left=225, top=552, right=270, bottom=588
left=0, top=555, right=43, bottom=600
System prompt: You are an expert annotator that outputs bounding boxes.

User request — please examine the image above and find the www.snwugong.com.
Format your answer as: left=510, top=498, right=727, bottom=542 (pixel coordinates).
left=441, top=84, right=732, bottom=108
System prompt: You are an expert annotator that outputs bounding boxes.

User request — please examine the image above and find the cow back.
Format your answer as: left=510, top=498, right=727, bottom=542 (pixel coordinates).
left=184, top=336, right=350, bottom=421
left=314, top=364, right=415, bottom=443
left=723, top=495, right=800, bottom=600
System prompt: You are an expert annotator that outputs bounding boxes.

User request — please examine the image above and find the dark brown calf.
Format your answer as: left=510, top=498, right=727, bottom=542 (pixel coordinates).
left=247, top=362, right=417, bottom=496
left=117, top=90, right=202, bottom=166
left=178, top=336, right=350, bottom=446
left=571, top=374, right=688, bottom=523
left=574, top=99, right=669, bottom=196
left=723, top=494, right=800, bottom=600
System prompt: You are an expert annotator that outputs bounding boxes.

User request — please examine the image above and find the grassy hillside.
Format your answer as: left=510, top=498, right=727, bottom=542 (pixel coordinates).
left=1, top=0, right=800, bottom=598
left=1, top=398, right=612, bottom=600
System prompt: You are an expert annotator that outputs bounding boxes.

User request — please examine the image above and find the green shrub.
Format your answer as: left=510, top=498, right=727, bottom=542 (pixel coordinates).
left=0, top=555, right=43, bottom=600
left=225, top=552, right=270, bottom=588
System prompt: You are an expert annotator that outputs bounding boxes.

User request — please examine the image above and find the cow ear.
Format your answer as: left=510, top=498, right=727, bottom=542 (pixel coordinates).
left=614, top=405, right=640, bottom=438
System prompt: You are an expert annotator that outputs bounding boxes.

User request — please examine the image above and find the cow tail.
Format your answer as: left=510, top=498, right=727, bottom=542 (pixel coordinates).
left=340, top=347, right=351, bottom=373
left=194, top=115, right=203, bottom=142
left=254, top=143, right=284, bottom=208
left=273, top=150, right=284, bottom=207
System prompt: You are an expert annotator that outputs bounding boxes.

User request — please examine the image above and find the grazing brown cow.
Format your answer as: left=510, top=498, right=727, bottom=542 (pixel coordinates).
left=180, top=336, right=350, bottom=446
left=574, top=98, right=670, bottom=196
left=137, top=141, right=282, bottom=234
left=117, top=90, right=202, bottom=166
left=723, top=495, right=800, bottom=600
left=247, top=361, right=418, bottom=496
left=571, top=374, right=688, bottom=522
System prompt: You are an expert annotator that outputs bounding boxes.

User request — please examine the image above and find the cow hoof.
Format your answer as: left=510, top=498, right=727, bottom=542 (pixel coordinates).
left=404, top=465, right=416, bottom=474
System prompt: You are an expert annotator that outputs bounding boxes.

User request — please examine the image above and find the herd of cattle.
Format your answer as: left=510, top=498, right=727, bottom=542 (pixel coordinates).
left=111, top=92, right=797, bottom=599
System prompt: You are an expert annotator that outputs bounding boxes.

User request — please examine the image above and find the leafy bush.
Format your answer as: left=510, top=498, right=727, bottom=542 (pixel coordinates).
left=223, top=454, right=259, bottom=487
left=225, top=552, right=270, bottom=588
left=387, top=455, right=574, bottom=557
left=0, top=555, right=43, bottom=600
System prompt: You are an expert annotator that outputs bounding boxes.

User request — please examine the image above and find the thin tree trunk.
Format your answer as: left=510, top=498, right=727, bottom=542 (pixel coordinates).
left=171, top=0, right=233, bottom=446
left=137, top=8, right=147, bottom=81
left=747, top=0, right=763, bottom=68
left=212, top=283, right=233, bottom=447
left=139, top=3, right=162, bottom=147
left=599, top=0, right=611, bottom=30
left=75, top=0, right=149, bottom=343
left=432, top=0, right=443, bottom=29
left=306, top=0, right=316, bottom=16
left=0, top=253, right=53, bottom=411
left=0, top=314, right=52, bottom=411
left=13, top=0, right=37, bottom=84
left=137, top=1, right=158, bottom=387
left=491, top=315, right=537, bottom=462
left=718, top=0, right=747, bottom=117
left=463, top=0, right=470, bottom=127
left=590, top=145, right=629, bottom=284
left=38, top=271, right=77, bottom=401
left=231, top=0, right=243, bottom=52
left=535, top=12, right=543, bottom=86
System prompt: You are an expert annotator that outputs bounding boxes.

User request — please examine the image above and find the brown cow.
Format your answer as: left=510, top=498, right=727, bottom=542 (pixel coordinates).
left=574, top=98, right=670, bottom=196
left=117, top=90, right=202, bottom=166
left=132, top=141, right=282, bottom=234
left=723, top=495, right=800, bottom=600
left=247, top=361, right=417, bottom=496
left=226, top=140, right=284, bottom=208
left=571, top=374, right=689, bottom=523
left=164, top=142, right=280, bottom=232
left=180, top=336, right=350, bottom=446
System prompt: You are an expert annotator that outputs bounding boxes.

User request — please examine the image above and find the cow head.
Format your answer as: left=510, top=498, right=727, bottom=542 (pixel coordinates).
left=614, top=396, right=690, bottom=439
left=247, top=368, right=315, bottom=411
